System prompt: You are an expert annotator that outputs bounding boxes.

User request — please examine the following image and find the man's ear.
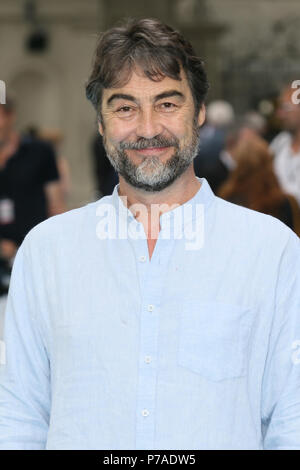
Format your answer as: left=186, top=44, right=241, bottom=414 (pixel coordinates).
left=197, top=104, right=206, bottom=127
left=98, top=120, right=104, bottom=136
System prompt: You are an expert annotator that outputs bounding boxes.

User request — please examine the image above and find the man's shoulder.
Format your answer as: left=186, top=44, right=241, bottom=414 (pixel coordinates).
left=214, top=195, right=297, bottom=249
left=24, top=196, right=113, bottom=246
left=20, top=137, right=54, bottom=154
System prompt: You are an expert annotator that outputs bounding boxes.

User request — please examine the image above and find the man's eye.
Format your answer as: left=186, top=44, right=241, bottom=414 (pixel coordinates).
left=116, top=106, right=132, bottom=113
left=159, top=102, right=177, bottom=111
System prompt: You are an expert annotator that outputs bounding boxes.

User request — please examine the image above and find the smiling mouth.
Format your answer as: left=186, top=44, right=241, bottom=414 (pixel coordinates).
left=131, top=146, right=171, bottom=155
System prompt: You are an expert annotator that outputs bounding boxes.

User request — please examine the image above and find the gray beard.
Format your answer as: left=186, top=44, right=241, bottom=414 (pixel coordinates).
left=102, top=124, right=200, bottom=192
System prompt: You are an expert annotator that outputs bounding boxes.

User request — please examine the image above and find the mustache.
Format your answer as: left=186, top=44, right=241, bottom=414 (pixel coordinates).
left=118, top=135, right=180, bottom=151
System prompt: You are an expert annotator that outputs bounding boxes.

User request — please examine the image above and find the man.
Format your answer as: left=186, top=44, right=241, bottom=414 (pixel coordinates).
left=0, top=18, right=299, bottom=450
left=0, top=98, right=66, bottom=260
left=270, top=84, right=300, bottom=206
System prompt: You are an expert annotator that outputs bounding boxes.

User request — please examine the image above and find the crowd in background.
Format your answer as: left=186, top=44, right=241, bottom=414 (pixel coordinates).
left=194, top=84, right=300, bottom=236
left=0, top=82, right=300, bottom=303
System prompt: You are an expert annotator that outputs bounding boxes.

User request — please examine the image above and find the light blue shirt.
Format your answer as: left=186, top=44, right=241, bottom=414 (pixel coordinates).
left=0, top=177, right=299, bottom=450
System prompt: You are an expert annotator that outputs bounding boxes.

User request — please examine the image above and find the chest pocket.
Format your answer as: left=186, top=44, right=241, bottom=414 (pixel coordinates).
left=177, top=301, right=253, bottom=382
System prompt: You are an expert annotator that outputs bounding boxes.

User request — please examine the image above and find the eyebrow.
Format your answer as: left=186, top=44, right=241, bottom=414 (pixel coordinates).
left=154, top=90, right=185, bottom=102
left=106, top=93, right=137, bottom=106
left=106, top=90, right=185, bottom=107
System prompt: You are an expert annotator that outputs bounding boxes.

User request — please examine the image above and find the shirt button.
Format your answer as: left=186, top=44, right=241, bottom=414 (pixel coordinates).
left=147, top=304, right=154, bottom=312
left=145, top=356, right=152, bottom=364
left=142, top=409, right=150, bottom=417
left=139, top=255, right=147, bottom=262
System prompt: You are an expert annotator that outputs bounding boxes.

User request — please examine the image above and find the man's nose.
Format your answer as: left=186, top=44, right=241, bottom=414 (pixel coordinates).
left=136, top=108, right=163, bottom=139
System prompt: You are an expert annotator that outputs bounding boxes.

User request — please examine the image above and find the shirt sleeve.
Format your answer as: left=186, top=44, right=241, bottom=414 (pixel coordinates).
left=261, top=231, right=300, bottom=449
left=0, top=234, right=50, bottom=449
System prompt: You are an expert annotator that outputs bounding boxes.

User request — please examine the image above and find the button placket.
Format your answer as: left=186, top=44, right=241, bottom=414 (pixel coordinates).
left=135, top=232, right=176, bottom=449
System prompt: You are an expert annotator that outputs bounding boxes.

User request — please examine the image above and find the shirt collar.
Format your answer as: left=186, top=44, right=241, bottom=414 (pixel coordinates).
left=111, top=177, right=215, bottom=234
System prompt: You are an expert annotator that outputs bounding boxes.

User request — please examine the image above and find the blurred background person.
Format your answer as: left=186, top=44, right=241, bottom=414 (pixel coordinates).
left=218, top=133, right=300, bottom=236
left=0, top=97, right=66, bottom=265
left=194, top=100, right=235, bottom=192
left=270, top=84, right=300, bottom=207
left=242, top=110, right=267, bottom=137
left=38, top=128, right=72, bottom=203
left=194, top=105, right=270, bottom=195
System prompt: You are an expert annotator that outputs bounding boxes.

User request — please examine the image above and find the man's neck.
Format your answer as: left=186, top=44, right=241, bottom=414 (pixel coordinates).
left=119, top=166, right=201, bottom=236
left=117, top=167, right=201, bottom=261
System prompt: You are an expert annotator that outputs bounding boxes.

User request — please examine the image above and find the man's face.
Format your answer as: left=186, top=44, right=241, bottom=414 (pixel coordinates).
left=99, top=67, right=205, bottom=192
left=0, top=107, right=15, bottom=145
left=276, top=88, right=300, bottom=134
